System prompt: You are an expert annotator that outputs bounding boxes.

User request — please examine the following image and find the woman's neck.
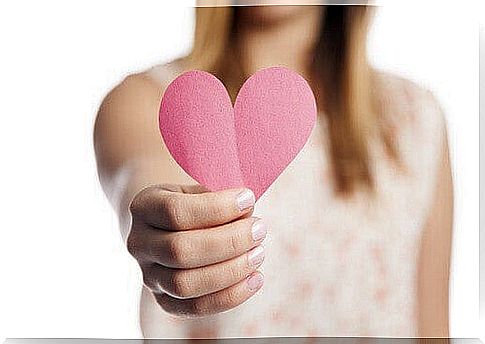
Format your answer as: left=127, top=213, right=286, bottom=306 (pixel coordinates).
left=235, top=6, right=323, bottom=80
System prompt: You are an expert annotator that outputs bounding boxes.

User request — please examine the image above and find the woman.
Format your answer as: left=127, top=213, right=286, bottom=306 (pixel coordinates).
left=94, top=4, right=453, bottom=339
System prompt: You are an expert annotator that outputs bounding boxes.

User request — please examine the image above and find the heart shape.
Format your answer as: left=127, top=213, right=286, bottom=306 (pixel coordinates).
left=158, top=67, right=317, bottom=199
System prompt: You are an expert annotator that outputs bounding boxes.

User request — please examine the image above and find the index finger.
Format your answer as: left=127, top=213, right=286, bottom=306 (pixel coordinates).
left=129, top=185, right=255, bottom=230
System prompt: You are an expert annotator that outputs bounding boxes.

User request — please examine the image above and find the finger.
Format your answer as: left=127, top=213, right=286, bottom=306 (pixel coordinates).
left=130, top=185, right=255, bottom=230
left=153, top=271, right=264, bottom=317
left=145, top=245, right=265, bottom=298
left=146, top=217, right=267, bottom=268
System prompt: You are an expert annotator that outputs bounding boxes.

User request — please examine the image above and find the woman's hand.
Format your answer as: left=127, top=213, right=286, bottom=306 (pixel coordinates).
left=127, top=184, right=267, bottom=317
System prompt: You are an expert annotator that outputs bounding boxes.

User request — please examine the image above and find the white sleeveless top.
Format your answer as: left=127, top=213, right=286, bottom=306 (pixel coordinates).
left=139, top=61, right=446, bottom=338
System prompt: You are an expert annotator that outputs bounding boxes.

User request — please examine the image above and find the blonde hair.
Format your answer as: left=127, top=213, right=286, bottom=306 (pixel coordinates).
left=183, top=5, right=396, bottom=195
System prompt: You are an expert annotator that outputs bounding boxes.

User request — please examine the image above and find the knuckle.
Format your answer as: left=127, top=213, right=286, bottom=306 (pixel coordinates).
left=225, top=260, right=244, bottom=282
left=166, top=235, right=191, bottom=267
left=198, top=268, right=214, bottom=290
left=126, top=231, right=140, bottom=258
left=141, top=267, right=158, bottom=292
left=128, top=195, right=141, bottom=217
left=228, top=233, right=242, bottom=256
left=169, top=270, right=193, bottom=299
left=129, top=186, right=152, bottom=216
left=161, top=195, right=188, bottom=230
left=225, top=219, right=252, bottom=255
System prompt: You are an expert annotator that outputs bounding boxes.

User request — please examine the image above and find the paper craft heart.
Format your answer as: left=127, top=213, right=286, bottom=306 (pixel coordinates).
left=159, top=67, right=317, bottom=199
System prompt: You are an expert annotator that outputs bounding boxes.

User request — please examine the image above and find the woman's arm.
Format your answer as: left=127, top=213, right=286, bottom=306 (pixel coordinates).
left=93, top=72, right=266, bottom=316
left=94, top=72, right=186, bottom=240
left=417, top=130, right=453, bottom=337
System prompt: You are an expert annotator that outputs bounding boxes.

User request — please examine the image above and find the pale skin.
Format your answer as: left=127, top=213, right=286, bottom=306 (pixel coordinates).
left=94, top=5, right=453, bottom=336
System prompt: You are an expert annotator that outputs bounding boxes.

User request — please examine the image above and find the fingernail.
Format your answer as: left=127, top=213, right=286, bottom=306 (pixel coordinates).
left=237, top=189, right=255, bottom=211
left=247, top=272, right=264, bottom=291
left=251, top=219, right=267, bottom=242
left=248, top=246, right=265, bottom=267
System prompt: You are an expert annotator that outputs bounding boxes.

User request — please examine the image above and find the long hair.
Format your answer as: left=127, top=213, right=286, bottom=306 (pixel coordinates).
left=183, top=5, right=396, bottom=195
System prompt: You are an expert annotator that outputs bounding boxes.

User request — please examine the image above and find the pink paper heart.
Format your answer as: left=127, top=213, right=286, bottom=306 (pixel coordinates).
left=159, top=67, right=317, bottom=199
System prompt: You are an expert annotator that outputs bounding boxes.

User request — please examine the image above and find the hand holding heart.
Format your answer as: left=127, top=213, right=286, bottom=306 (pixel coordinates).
left=127, top=184, right=266, bottom=317
left=126, top=67, right=317, bottom=317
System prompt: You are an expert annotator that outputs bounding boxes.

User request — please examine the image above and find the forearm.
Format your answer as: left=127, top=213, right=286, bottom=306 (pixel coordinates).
left=96, top=155, right=193, bottom=242
left=93, top=72, right=173, bottom=241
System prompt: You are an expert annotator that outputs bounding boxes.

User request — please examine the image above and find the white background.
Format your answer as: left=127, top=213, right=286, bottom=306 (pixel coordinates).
left=0, top=0, right=482, bottom=340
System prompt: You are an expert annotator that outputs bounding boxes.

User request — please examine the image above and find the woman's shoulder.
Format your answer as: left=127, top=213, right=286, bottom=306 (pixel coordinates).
left=106, top=59, right=186, bottom=101
left=375, top=70, right=444, bottom=115
left=96, top=61, right=187, bottom=164
left=372, top=71, right=448, bottom=191
left=98, top=60, right=187, bottom=131
left=373, top=69, right=447, bottom=140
